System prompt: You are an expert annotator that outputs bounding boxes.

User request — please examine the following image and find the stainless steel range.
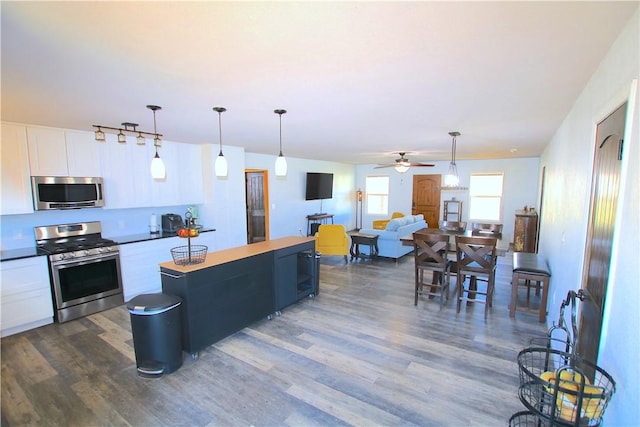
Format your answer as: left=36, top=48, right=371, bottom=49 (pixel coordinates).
left=35, top=221, right=124, bottom=323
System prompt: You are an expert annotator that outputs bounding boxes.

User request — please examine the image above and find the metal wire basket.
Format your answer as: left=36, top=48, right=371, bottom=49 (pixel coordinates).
left=509, top=411, right=555, bottom=427
left=170, top=245, right=207, bottom=265
left=517, top=344, right=615, bottom=426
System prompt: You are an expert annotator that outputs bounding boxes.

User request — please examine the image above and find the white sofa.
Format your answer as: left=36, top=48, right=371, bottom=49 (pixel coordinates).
left=358, top=214, right=428, bottom=260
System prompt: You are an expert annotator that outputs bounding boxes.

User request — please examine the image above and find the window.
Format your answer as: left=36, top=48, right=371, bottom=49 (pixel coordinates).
left=365, top=176, right=389, bottom=215
left=469, top=173, right=504, bottom=221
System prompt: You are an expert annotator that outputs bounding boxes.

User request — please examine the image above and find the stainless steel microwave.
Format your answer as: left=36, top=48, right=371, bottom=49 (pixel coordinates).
left=31, top=176, right=105, bottom=210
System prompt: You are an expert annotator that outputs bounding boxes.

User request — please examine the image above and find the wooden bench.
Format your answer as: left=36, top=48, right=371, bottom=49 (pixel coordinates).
left=510, top=252, right=551, bottom=323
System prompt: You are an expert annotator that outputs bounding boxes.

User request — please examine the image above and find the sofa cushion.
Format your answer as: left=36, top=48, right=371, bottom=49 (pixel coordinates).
left=386, top=217, right=404, bottom=231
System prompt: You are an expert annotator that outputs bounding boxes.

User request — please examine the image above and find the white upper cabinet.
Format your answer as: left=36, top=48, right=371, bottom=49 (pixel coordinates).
left=26, top=125, right=102, bottom=177
left=26, top=126, right=68, bottom=176
left=101, top=134, right=152, bottom=209
left=178, top=143, right=204, bottom=205
left=0, top=123, right=34, bottom=215
left=150, top=140, right=204, bottom=207
left=65, top=130, right=103, bottom=176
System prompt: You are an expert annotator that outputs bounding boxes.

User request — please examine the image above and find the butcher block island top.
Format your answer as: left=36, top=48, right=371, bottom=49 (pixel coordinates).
left=159, top=236, right=315, bottom=273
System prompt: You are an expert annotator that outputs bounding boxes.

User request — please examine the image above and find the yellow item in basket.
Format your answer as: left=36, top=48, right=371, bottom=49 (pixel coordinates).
left=582, top=385, right=606, bottom=419
left=557, top=402, right=577, bottom=422
left=558, top=369, right=590, bottom=385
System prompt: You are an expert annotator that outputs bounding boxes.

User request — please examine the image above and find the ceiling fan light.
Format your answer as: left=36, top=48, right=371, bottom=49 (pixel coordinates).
left=394, top=164, right=410, bottom=174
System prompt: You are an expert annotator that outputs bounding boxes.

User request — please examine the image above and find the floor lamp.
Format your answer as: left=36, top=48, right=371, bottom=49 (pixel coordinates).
left=356, top=189, right=363, bottom=230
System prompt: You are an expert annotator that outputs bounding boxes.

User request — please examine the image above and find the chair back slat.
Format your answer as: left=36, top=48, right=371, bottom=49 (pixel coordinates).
left=455, top=236, right=498, bottom=275
left=413, top=233, right=449, bottom=268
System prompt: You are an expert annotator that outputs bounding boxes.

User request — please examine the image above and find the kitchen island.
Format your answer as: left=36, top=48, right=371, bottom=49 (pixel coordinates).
left=159, top=236, right=317, bottom=359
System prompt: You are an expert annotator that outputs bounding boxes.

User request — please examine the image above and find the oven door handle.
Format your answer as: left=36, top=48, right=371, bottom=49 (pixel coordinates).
left=51, top=252, right=120, bottom=268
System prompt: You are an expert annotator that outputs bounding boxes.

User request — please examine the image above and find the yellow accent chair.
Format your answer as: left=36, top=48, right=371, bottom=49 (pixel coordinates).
left=372, top=212, right=405, bottom=230
left=314, top=224, right=349, bottom=263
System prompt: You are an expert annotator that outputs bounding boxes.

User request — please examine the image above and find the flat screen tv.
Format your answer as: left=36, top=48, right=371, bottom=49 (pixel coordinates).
left=305, top=172, right=334, bottom=200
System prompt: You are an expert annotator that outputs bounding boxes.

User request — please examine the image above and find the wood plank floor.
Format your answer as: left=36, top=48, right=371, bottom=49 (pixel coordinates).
left=1, top=252, right=550, bottom=426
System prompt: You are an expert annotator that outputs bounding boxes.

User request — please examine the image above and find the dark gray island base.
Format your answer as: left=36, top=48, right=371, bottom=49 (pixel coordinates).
left=159, top=236, right=317, bottom=359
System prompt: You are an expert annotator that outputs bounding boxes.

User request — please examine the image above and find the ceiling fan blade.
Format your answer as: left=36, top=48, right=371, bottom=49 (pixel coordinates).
left=374, top=163, right=434, bottom=169
left=408, top=163, right=435, bottom=167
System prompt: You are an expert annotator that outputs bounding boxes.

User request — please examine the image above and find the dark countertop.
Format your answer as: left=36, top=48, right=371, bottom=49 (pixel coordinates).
left=109, top=228, right=215, bottom=245
left=0, top=228, right=215, bottom=262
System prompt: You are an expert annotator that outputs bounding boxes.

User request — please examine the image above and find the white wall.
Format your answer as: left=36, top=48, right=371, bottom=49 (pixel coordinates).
left=355, top=157, right=540, bottom=247
left=539, top=10, right=639, bottom=425
left=244, top=153, right=356, bottom=237
left=199, top=144, right=248, bottom=251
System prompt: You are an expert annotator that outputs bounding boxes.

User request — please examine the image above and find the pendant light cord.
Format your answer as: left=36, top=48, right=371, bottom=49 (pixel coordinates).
left=278, top=114, right=283, bottom=156
left=218, top=112, right=223, bottom=155
left=451, top=134, right=456, bottom=165
left=153, top=110, right=159, bottom=154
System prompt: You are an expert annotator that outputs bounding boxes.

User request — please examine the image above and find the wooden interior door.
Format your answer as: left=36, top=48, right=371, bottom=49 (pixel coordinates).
left=578, top=102, right=626, bottom=363
left=245, top=171, right=268, bottom=243
left=412, top=175, right=441, bottom=228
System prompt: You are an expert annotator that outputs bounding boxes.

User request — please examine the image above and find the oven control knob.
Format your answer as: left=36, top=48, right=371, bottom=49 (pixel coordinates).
left=84, top=250, right=89, bottom=256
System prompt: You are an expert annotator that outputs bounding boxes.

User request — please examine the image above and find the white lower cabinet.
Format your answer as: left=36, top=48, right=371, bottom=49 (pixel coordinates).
left=0, top=257, right=54, bottom=337
left=119, top=237, right=181, bottom=301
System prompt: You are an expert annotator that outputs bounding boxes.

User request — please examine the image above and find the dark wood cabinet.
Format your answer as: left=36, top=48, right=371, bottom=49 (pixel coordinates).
left=514, top=210, right=538, bottom=253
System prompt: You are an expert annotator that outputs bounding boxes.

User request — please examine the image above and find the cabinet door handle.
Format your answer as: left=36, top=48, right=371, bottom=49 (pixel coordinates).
left=160, top=271, right=185, bottom=279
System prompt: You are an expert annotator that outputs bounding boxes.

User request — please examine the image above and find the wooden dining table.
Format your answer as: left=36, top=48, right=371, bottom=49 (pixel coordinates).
left=400, top=227, right=472, bottom=247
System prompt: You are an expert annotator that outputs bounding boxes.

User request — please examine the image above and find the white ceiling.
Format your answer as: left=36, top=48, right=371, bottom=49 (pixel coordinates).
left=2, top=1, right=637, bottom=166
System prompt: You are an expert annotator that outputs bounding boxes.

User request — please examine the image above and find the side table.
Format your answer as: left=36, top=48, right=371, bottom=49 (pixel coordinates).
left=349, top=233, right=379, bottom=262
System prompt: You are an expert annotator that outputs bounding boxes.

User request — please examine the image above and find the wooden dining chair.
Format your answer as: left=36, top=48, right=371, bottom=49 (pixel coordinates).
left=471, top=222, right=503, bottom=239
left=439, top=221, right=468, bottom=232
left=413, top=232, right=452, bottom=309
left=455, top=235, right=498, bottom=319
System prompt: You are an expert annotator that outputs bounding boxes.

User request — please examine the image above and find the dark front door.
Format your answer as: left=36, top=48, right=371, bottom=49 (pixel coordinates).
left=412, top=174, right=441, bottom=228
left=245, top=171, right=267, bottom=243
left=578, top=102, right=626, bottom=363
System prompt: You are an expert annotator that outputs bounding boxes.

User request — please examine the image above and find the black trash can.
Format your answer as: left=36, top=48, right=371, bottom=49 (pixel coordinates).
left=127, top=293, right=183, bottom=378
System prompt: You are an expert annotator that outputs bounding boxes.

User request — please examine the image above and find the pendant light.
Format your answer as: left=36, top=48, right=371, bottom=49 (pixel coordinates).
left=213, top=107, right=228, bottom=177
left=148, top=105, right=166, bottom=179
left=444, top=131, right=460, bottom=187
left=274, top=109, right=287, bottom=177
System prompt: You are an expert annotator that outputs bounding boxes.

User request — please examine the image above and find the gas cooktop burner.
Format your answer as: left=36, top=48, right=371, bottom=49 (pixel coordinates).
left=34, top=221, right=118, bottom=256
left=37, top=237, right=117, bottom=254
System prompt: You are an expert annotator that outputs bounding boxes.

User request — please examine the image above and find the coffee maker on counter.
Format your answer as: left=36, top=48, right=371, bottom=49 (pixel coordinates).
left=185, top=206, right=198, bottom=227
left=161, top=214, right=184, bottom=234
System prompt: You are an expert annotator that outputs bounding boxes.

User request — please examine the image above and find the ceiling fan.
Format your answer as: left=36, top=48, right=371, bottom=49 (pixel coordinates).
left=374, top=152, right=434, bottom=173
